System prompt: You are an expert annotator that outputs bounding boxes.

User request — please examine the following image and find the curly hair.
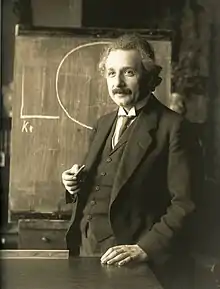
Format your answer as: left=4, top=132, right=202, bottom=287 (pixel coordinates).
left=99, top=33, right=162, bottom=91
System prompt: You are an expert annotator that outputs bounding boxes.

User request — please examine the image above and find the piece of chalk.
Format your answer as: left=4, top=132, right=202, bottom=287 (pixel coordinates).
left=74, top=165, right=85, bottom=176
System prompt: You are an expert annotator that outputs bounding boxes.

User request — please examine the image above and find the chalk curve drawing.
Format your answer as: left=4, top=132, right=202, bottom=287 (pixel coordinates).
left=55, top=41, right=110, bottom=130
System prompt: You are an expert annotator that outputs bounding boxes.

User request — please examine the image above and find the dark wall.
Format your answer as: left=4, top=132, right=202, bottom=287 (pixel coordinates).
left=83, top=0, right=185, bottom=29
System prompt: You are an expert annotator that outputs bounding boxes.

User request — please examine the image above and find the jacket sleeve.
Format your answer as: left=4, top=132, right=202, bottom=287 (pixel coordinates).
left=65, top=122, right=98, bottom=204
left=65, top=190, right=78, bottom=204
left=137, top=117, right=195, bottom=260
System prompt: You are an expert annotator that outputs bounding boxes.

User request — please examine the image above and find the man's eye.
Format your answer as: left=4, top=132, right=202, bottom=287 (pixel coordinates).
left=124, top=70, right=135, bottom=76
left=107, top=71, right=115, bottom=77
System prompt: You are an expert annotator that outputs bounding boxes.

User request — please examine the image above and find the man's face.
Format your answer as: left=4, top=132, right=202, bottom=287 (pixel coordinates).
left=105, top=49, right=143, bottom=110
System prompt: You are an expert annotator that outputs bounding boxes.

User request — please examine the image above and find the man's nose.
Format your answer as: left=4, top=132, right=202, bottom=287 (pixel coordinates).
left=114, top=73, right=125, bottom=87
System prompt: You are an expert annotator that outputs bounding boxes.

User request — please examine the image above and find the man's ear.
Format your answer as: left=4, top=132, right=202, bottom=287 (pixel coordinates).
left=148, top=65, right=162, bottom=91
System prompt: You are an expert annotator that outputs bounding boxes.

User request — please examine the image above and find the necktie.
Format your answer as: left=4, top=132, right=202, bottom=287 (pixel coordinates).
left=118, top=116, right=132, bottom=139
left=113, top=115, right=134, bottom=148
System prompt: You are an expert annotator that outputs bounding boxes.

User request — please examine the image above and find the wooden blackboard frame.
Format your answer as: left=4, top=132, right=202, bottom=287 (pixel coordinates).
left=9, top=25, right=172, bottom=220
left=16, top=24, right=172, bottom=41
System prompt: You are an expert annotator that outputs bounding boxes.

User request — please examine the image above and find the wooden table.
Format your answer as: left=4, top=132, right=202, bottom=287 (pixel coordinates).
left=1, top=253, right=163, bottom=289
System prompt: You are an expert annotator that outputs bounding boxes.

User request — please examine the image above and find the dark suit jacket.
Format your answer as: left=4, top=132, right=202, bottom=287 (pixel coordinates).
left=66, top=94, right=195, bottom=264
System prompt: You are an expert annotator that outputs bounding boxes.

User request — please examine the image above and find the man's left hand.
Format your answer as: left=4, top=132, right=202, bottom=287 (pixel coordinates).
left=100, top=244, right=148, bottom=266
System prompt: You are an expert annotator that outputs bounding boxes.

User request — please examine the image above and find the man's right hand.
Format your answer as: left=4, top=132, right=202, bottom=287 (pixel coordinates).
left=62, top=164, right=84, bottom=194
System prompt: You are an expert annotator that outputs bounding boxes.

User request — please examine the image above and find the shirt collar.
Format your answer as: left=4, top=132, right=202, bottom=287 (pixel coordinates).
left=117, top=96, right=149, bottom=117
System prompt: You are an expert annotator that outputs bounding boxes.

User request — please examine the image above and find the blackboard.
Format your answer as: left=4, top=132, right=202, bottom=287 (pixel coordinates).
left=9, top=26, right=171, bottom=218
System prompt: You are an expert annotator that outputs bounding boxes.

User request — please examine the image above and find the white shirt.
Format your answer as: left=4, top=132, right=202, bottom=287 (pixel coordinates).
left=112, top=97, right=149, bottom=148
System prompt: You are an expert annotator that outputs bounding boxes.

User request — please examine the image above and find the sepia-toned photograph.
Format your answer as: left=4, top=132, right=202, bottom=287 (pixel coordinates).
left=0, top=1, right=220, bottom=288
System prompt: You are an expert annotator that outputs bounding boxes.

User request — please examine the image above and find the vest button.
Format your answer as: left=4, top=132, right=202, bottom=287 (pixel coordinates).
left=95, top=185, right=100, bottom=191
left=91, top=200, right=96, bottom=205
left=106, top=157, right=112, bottom=163
left=100, top=172, right=106, bottom=176
left=87, top=214, right=92, bottom=221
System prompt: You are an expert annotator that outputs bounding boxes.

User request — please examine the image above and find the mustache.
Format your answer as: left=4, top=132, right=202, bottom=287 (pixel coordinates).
left=112, top=88, right=132, bottom=95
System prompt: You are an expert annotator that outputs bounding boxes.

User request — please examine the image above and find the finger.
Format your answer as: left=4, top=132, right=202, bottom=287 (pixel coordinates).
left=65, top=180, right=78, bottom=187
left=70, top=164, right=81, bottom=174
left=106, top=252, right=130, bottom=265
left=74, top=165, right=85, bottom=176
left=118, top=256, right=132, bottom=266
left=101, top=247, right=114, bottom=262
left=63, top=174, right=77, bottom=181
left=101, top=245, right=123, bottom=260
left=66, top=186, right=80, bottom=194
left=66, top=184, right=80, bottom=191
left=101, top=247, right=124, bottom=264
left=64, top=170, right=76, bottom=176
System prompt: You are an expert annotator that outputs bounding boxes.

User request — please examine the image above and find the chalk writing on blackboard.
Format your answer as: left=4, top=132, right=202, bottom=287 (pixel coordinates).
left=21, top=120, right=33, bottom=133
left=55, top=41, right=110, bottom=130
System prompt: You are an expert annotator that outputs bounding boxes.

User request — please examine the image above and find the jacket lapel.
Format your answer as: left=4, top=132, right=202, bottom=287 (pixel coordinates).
left=110, top=103, right=159, bottom=206
left=84, top=111, right=117, bottom=172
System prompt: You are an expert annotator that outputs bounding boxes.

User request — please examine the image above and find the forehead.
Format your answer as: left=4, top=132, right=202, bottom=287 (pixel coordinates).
left=105, top=49, right=142, bottom=70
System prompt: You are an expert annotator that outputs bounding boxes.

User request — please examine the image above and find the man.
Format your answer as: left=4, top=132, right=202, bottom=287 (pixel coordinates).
left=62, top=34, right=195, bottom=288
